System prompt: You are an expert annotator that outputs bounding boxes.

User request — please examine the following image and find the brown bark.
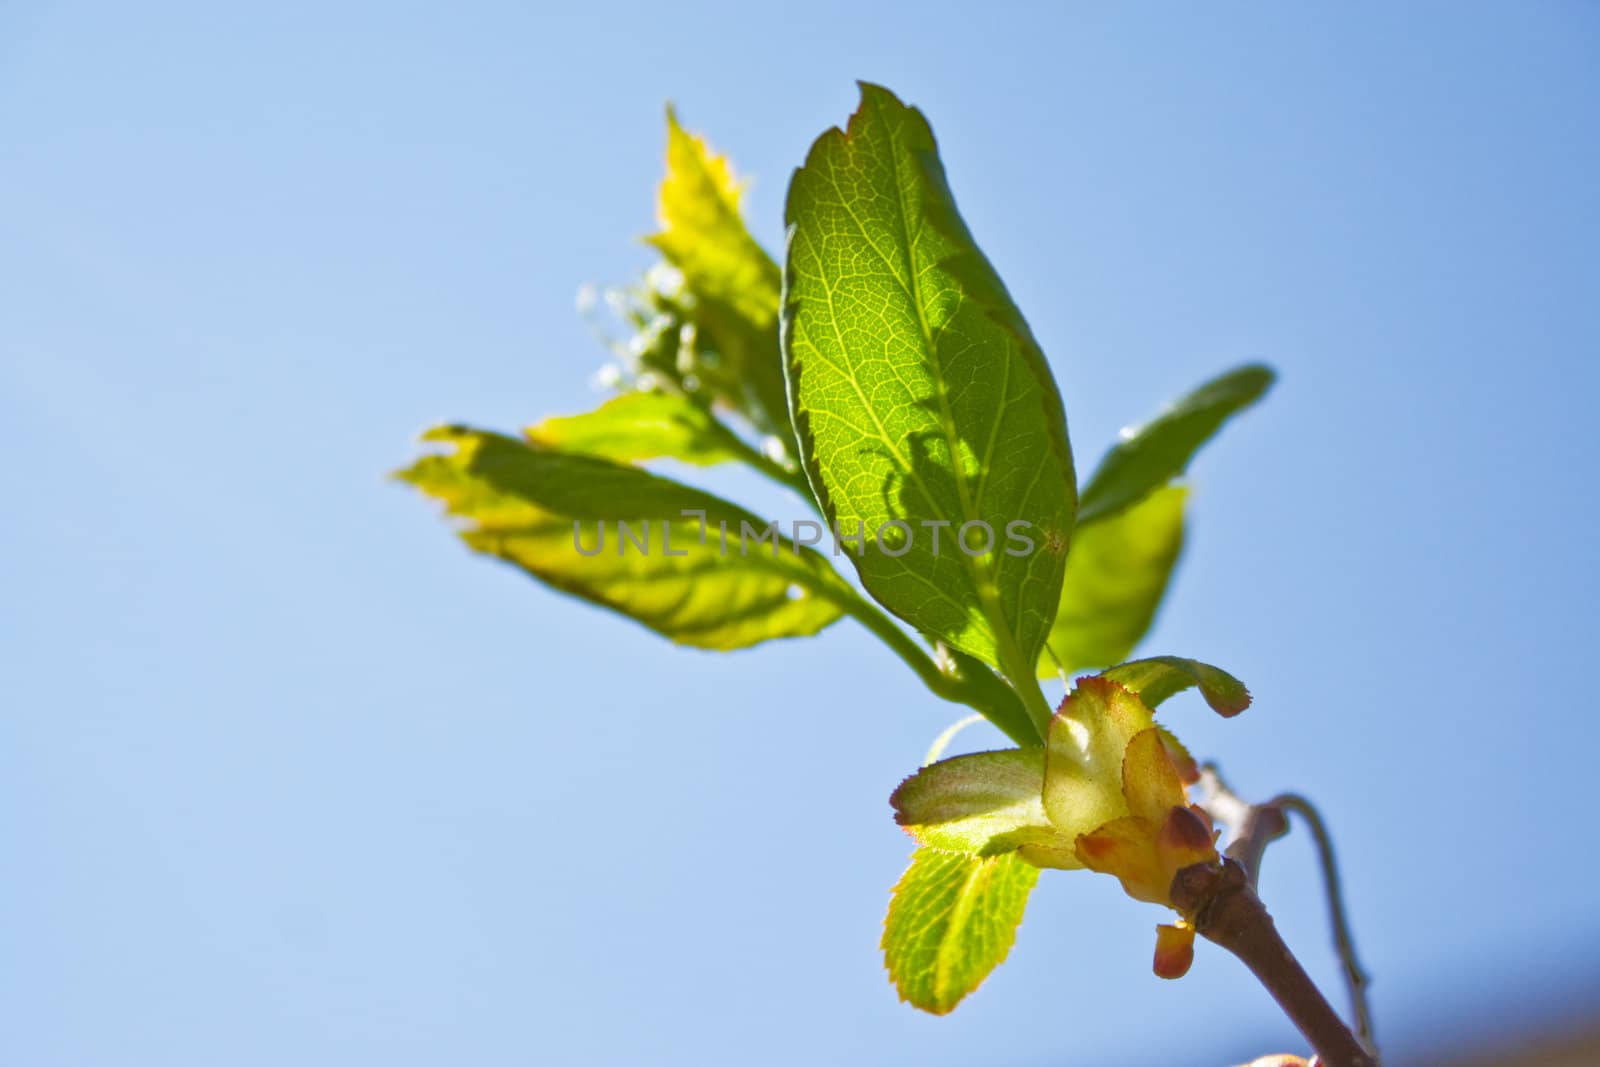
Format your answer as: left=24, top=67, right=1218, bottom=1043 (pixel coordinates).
left=1171, top=859, right=1376, bottom=1067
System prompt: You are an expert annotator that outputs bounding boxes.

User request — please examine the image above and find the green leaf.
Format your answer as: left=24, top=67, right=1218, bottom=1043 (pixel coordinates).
left=1038, top=485, right=1187, bottom=678
left=1100, top=656, right=1251, bottom=717
left=890, top=749, right=1068, bottom=855
left=525, top=392, right=742, bottom=468
left=883, top=847, right=1038, bottom=1015
left=782, top=83, right=1076, bottom=685
left=647, top=109, right=790, bottom=436
left=397, top=425, right=849, bottom=650
left=1077, top=364, right=1274, bottom=526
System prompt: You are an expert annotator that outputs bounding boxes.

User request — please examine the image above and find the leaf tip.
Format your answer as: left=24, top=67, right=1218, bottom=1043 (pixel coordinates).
left=887, top=772, right=918, bottom=827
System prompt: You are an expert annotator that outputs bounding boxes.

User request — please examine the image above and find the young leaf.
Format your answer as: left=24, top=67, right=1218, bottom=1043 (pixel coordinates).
left=526, top=392, right=742, bottom=468
left=1077, top=364, right=1274, bottom=526
left=648, top=109, right=790, bottom=436
left=1099, top=656, right=1251, bottom=717
left=650, top=108, right=780, bottom=332
left=1038, top=486, right=1187, bottom=678
left=890, top=748, right=1066, bottom=855
left=883, top=847, right=1038, bottom=1015
left=782, top=83, right=1076, bottom=683
left=1041, top=676, right=1157, bottom=847
left=397, top=426, right=849, bottom=650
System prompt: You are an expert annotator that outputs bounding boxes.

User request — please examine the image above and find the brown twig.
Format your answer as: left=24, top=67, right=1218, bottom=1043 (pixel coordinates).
left=1270, top=794, right=1378, bottom=1059
left=1171, top=860, right=1376, bottom=1067
left=1192, top=766, right=1379, bottom=1065
left=1197, top=765, right=1289, bottom=887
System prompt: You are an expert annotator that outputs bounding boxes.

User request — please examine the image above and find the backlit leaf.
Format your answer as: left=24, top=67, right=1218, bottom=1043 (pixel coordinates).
left=882, top=847, right=1038, bottom=1014
left=1077, top=364, right=1274, bottom=526
left=1038, top=485, right=1186, bottom=678
left=782, top=83, right=1076, bottom=681
left=890, top=748, right=1067, bottom=855
left=648, top=109, right=790, bottom=436
left=1041, top=676, right=1157, bottom=847
left=650, top=108, right=780, bottom=328
left=397, top=426, right=848, bottom=650
left=1099, top=656, right=1251, bottom=717
left=525, top=392, right=742, bottom=468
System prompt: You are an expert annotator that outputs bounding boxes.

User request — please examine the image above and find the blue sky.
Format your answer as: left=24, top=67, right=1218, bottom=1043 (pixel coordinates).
left=3, top=3, right=1598, bottom=1065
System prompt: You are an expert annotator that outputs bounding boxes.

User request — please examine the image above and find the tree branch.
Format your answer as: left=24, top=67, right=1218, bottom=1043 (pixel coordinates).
left=1196, top=765, right=1288, bottom=887
left=1171, top=860, right=1375, bottom=1067
left=1271, top=794, right=1378, bottom=1059
left=1193, top=766, right=1380, bottom=1065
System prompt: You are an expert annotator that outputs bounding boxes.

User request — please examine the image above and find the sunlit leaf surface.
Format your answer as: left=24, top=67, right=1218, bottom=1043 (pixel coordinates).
left=648, top=109, right=790, bottom=435
left=1100, top=656, right=1251, bottom=717
left=398, top=426, right=848, bottom=649
left=882, top=847, right=1038, bottom=1014
left=890, top=748, right=1066, bottom=855
left=526, top=391, right=742, bottom=468
left=782, top=83, right=1076, bottom=676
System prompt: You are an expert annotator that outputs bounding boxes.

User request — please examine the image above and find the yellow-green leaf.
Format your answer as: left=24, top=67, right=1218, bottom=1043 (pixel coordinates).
left=1041, top=676, right=1158, bottom=846
left=649, top=108, right=781, bottom=328
left=883, top=847, right=1038, bottom=1015
left=1038, top=486, right=1187, bottom=678
left=647, top=109, right=789, bottom=436
left=397, top=426, right=848, bottom=650
left=890, top=749, right=1068, bottom=855
left=782, top=83, right=1076, bottom=687
left=525, top=392, right=742, bottom=468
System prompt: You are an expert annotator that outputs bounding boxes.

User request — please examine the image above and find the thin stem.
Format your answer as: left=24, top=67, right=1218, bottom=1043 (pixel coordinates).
left=1227, top=803, right=1289, bottom=889
left=834, top=589, right=963, bottom=699
left=1271, top=794, right=1378, bottom=1060
left=1196, top=764, right=1288, bottom=889
left=1195, top=766, right=1380, bottom=1064
left=713, top=411, right=1047, bottom=744
left=1003, top=647, right=1054, bottom=740
left=825, top=588, right=1039, bottom=747
left=709, top=418, right=983, bottom=725
left=1171, top=861, right=1376, bottom=1067
left=1041, top=641, right=1071, bottom=687
left=957, top=562, right=1055, bottom=740
left=922, top=713, right=984, bottom=766
left=707, top=416, right=819, bottom=506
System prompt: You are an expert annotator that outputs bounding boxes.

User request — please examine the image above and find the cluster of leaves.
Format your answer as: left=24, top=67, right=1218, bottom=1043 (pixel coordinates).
left=888, top=660, right=1248, bottom=1010
left=399, top=84, right=1271, bottom=1014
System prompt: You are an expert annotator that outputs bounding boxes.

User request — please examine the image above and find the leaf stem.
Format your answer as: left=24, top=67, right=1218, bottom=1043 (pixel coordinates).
left=973, top=584, right=1055, bottom=739
left=706, top=416, right=818, bottom=505
left=714, top=411, right=1043, bottom=745
left=827, top=588, right=1038, bottom=747
left=1003, top=648, right=1055, bottom=740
